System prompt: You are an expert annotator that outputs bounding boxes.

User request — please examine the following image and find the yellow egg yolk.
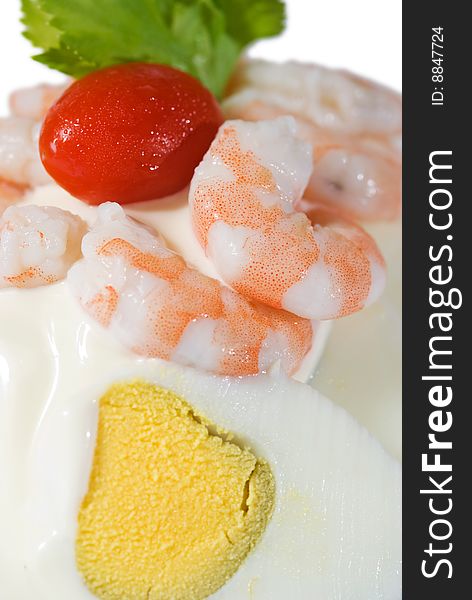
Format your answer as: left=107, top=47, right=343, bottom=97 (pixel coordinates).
left=76, top=380, right=275, bottom=600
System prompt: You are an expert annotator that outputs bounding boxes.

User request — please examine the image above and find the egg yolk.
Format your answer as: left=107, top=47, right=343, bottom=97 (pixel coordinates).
left=76, top=380, right=275, bottom=600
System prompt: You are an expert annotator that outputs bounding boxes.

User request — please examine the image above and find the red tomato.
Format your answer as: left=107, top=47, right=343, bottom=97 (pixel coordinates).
left=39, top=63, right=223, bottom=204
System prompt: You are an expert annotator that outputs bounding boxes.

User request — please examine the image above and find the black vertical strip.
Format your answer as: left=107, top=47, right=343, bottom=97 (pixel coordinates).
left=403, top=3, right=467, bottom=597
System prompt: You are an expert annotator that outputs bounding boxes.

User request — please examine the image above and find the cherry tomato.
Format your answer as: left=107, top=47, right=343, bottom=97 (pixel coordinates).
left=39, top=63, right=223, bottom=205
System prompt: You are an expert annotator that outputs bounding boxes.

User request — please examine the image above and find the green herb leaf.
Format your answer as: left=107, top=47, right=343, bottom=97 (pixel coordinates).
left=20, top=0, right=286, bottom=98
left=215, top=0, right=285, bottom=47
left=20, top=0, right=61, bottom=49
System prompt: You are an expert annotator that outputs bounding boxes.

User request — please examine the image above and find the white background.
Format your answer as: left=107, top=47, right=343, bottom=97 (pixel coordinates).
left=0, top=0, right=401, bottom=115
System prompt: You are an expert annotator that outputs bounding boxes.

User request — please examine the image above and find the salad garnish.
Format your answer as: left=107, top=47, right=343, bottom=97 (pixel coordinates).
left=21, top=0, right=286, bottom=97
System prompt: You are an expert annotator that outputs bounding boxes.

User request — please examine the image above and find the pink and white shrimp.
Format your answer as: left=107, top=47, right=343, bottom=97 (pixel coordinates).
left=67, top=202, right=314, bottom=377
left=0, top=116, right=52, bottom=210
left=0, top=204, right=86, bottom=288
left=189, top=117, right=385, bottom=320
left=0, top=83, right=67, bottom=210
left=223, top=60, right=402, bottom=222
left=9, top=82, right=69, bottom=121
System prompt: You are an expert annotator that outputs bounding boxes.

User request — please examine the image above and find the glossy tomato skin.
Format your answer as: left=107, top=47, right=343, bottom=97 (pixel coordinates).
left=39, top=63, right=223, bottom=204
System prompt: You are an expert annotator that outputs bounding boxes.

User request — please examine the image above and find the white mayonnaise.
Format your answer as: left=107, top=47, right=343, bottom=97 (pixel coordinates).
left=0, top=183, right=400, bottom=599
left=15, top=183, right=330, bottom=382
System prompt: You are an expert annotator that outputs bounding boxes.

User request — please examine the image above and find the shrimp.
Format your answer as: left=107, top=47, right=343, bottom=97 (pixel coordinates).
left=0, top=204, right=86, bottom=288
left=67, top=202, right=313, bottom=377
left=0, top=116, right=51, bottom=209
left=223, top=60, right=402, bottom=222
left=189, top=117, right=385, bottom=320
left=0, top=83, right=67, bottom=208
left=9, top=82, right=68, bottom=120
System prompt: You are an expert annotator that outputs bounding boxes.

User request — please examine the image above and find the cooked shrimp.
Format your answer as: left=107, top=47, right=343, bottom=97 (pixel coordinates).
left=9, top=83, right=68, bottom=120
left=0, top=116, right=51, bottom=208
left=0, top=83, right=66, bottom=207
left=189, top=117, right=385, bottom=320
left=223, top=60, right=402, bottom=221
left=67, top=202, right=313, bottom=376
left=0, top=204, right=86, bottom=288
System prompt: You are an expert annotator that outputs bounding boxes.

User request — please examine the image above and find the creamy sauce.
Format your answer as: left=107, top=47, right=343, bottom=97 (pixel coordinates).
left=0, top=183, right=401, bottom=598
left=16, top=184, right=330, bottom=381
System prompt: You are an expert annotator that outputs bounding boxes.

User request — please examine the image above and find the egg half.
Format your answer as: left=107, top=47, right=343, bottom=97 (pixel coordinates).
left=0, top=340, right=401, bottom=599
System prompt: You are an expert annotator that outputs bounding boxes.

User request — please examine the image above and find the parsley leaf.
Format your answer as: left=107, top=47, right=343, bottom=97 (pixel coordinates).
left=21, top=0, right=61, bottom=49
left=20, top=0, right=285, bottom=98
left=215, top=0, right=285, bottom=47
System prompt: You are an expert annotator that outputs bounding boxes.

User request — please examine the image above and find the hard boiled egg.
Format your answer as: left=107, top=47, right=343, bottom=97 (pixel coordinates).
left=0, top=350, right=401, bottom=599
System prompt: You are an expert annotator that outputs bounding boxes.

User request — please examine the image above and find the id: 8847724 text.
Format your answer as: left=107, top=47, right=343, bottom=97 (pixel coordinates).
left=432, top=27, right=444, bottom=106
